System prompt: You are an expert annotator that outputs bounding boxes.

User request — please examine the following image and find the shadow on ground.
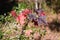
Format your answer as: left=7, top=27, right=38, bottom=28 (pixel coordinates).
left=48, top=21, right=60, bottom=32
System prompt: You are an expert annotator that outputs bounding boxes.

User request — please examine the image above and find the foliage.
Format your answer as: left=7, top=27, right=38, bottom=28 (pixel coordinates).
left=0, top=2, right=28, bottom=23
left=0, top=0, right=59, bottom=40
left=46, top=0, right=60, bottom=12
left=13, top=2, right=27, bottom=13
left=19, top=35, right=29, bottom=40
left=0, top=30, right=3, bottom=39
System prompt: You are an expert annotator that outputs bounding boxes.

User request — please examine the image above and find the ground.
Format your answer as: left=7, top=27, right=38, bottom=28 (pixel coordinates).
left=41, top=26, right=60, bottom=40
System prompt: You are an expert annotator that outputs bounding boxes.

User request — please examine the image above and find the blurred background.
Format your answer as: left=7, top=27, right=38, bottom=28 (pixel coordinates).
left=0, top=0, right=60, bottom=40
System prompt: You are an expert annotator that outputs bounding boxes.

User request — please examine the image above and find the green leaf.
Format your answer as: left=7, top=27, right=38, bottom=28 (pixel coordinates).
left=0, top=30, right=3, bottom=39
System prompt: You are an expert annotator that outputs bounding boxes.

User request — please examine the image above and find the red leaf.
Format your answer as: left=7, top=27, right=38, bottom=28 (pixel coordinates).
left=11, top=10, right=17, bottom=17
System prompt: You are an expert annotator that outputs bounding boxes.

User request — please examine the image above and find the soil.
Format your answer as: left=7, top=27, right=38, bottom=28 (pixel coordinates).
left=40, top=13, right=60, bottom=40
left=41, top=26, right=60, bottom=40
